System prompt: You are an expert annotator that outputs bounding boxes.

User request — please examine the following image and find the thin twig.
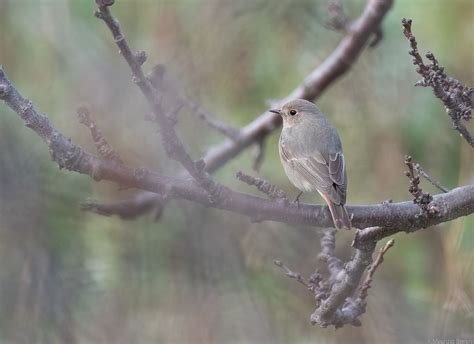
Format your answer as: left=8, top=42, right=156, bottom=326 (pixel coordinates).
left=194, top=105, right=241, bottom=141
left=236, top=171, right=287, bottom=201
left=358, top=239, right=395, bottom=301
left=274, top=260, right=310, bottom=289
left=77, top=106, right=123, bottom=164
left=414, top=163, right=449, bottom=193
left=402, top=18, right=473, bottom=147
left=146, top=63, right=242, bottom=141
left=81, top=194, right=166, bottom=220
left=95, top=4, right=222, bottom=198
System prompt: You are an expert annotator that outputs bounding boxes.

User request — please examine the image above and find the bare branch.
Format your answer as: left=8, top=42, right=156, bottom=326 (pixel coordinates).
left=311, top=239, right=394, bottom=328
left=318, top=229, right=344, bottom=279
left=195, top=105, right=241, bottom=141
left=77, top=106, right=123, bottom=164
left=192, top=0, right=394, bottom=174
left=236, top=171, right=287, bottom=202
left=274, top=260, right=311, bottom=289
left=325, top=2, right=383, bottom=49
left=2, top=65, right=471, bottom=236
left=126, top=0, right=394, bottom=215
left=94, top=4, right=222, bottom=198
left=3, top=0, right=474, bottom=328
left=414, top=163, right=449, bottom=193
left=146, top=64, right=242, bottom=141
left=276, top=235, right=395, bottom=328
left=369, top=26, right=384, bottom=47
left=404, top=155, right=437, bottom=215
left=81, top=194, right=165, bottom=220
left=358, top=239, right=395, bottom=301
left=402, top=18, right=473, bottom=147
left=311, top=243, right=375, bottom=327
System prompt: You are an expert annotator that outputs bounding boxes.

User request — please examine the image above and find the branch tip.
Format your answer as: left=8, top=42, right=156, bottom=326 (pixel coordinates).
left=236, top=171, right=287, bottom=201
left=402, top=18, right=473, bottom=147
left=76, top=106, right=123, bottom=164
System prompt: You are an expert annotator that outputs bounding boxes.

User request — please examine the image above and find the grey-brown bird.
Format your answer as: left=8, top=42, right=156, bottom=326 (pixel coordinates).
left=271, top=99, right=352, bottom=230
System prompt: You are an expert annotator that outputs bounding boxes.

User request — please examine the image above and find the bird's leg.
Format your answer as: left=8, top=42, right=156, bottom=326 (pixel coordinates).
left=293, top=191, right=303, bottom=208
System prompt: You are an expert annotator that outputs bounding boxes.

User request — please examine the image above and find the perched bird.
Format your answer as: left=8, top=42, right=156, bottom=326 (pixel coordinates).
left=270, top=99, right=351, bottom=230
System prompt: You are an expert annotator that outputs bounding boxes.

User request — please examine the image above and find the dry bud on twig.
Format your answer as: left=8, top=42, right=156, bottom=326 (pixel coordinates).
left=404, top=155, right=438, bottom=216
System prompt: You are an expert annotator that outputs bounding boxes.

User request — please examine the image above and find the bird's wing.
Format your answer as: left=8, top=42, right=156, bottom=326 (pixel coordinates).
left=280, top=145, right=346, bottom=204
left=328, top=152, right=346, bottom=203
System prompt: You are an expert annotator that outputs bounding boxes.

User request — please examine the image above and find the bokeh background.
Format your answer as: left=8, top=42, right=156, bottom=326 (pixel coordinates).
left=0, top=0, right=473, bottom=343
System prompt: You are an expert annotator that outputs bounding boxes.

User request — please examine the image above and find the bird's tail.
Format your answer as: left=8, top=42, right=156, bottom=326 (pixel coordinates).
left=326, top=200, right=352, bottom=230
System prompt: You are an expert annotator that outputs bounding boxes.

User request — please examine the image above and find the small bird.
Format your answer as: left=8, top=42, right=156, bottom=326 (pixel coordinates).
left=270, top=99, right=352, bottom=230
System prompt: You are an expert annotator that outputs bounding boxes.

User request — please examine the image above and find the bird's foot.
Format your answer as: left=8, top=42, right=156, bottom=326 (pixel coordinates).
left=293, top=191, right=303, bottom=208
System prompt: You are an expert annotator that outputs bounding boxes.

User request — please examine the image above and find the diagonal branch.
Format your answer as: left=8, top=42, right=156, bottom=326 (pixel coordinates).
left=94, top=3, right=222, bottom=198
left=358, top=239, right=395, bottom=301
left=201, top=0, right=394, bottom=174
left=414, top=163, right=449, bottom=193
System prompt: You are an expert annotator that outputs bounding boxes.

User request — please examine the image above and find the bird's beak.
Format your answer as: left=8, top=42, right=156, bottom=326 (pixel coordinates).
left=269, top=109, right=281, bottom=115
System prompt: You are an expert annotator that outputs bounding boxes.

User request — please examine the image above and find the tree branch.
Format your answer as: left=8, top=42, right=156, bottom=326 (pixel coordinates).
left=402, top=18, right=473, bottom=147
left=115, top=0, right=394, bottom=216
left=236, top=171, right=288, bottom=202
left=200, top=0, right=393, bottom=174
left=2, top=0, right=472, bottom=329
left=77, top=106, right=123, bottom=164
left=358, top=239, right=395, bottom=301
left=2, top=65, right=472, bottom=236
left=94, top=4, right=222, bottom=198
left=311, top=243, right=375, bottom=327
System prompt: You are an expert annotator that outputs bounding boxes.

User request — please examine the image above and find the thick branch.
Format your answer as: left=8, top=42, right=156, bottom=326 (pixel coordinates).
left=311, top=244, right=375, bottom=327
left=312, top=239, right=395, bottom=328
left=2, top=65, right=472, bottom=239
left=318, top=229, right=344, bottom=279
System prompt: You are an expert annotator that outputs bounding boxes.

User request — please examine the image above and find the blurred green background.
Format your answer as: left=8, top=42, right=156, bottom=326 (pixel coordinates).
left=0, top=0, right=473, bottom=343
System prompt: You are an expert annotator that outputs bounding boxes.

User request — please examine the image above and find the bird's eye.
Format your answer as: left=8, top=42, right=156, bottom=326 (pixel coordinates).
left=289, top=109, right=297, bottom=116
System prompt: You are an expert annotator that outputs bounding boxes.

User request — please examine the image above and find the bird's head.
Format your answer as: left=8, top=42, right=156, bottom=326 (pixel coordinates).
left=270, top=99, right=321, bottom=128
